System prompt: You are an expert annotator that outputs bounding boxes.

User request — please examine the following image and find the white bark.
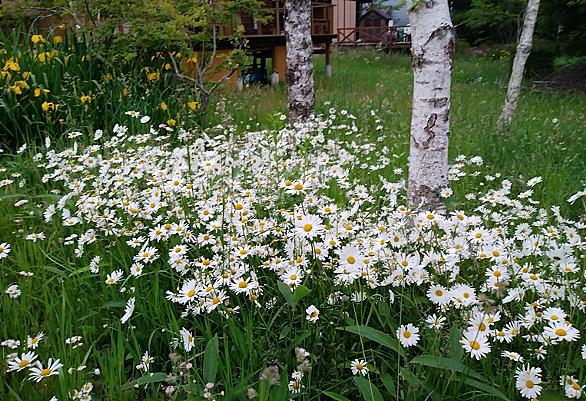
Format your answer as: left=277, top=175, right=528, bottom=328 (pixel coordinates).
left=271, top=72, right=280, bottom=86
left=497, top=0, right=540, bottom=130
left=407, top=0, right=455, bottom=211
left=285, top=0, right=315, bottom=123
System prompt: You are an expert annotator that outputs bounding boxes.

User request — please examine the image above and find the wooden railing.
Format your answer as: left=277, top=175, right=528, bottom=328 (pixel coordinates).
left=337, top=26, right=411, bottom=47
left=237, top=2, right=334, bottom=37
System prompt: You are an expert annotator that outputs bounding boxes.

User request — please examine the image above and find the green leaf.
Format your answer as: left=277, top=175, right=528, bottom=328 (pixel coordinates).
left=409, top=355, right=484, bottom=382
left=447, top=326, right=463, bottom=361
left=323, top=390, right=352, bottom=401
left=269, top=370, right=290, bottom=401
left=120, top=372, right=167, bottom=390
left=277, top=281, right=294, bottom=305
left=293, top=285, right=311, bottom=304
left=102, top=300, right=127, bottom=309
left=339, top=325, right=406, bottom=357
left=463, top=378, right=510, bottom=401
left=399, top=367, right=440, bottom=401
left=380, top=373, right=396, bottom=395
left=43, top=265, right=67, bottom=278
left=354, top=376, right=384, bottom=401
left=277, top=281, right=310, bottom=306
left=203, top=335, right=219, bottom=384
left=538, top=391, right=566, bottom=401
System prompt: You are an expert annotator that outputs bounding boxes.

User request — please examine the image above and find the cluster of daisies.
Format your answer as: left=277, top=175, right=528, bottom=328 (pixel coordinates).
left=3, top=332, right=63, bottom=383
left=2, top=107, right=585, bottom=400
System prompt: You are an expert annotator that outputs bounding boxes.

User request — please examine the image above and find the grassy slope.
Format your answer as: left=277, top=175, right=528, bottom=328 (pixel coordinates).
left=224, top=50, right=586, bottom=217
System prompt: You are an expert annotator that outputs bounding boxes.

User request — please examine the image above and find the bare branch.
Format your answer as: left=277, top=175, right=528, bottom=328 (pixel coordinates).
left=166, top=50, right=208, bottom=94
left=208, top=68, right=238, bottom=95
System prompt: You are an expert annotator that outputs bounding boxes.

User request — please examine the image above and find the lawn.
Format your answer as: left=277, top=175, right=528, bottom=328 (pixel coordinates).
left=1, top=39, right=586, bottom=401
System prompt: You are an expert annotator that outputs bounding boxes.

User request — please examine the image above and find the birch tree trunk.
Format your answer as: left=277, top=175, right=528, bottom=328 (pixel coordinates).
left=407, top=0, right=455, bottom=211
left=285, top=0, right=315, bottom=124
left=497, top=0, right=540, bottom=130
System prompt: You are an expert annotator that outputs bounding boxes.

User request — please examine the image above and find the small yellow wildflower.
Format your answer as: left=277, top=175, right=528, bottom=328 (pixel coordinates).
left=31, top=34, right=45, bottom=44
left=34, top=88, right=49, bottom=97
left=147, top=71, right=160, bottom=81
left=80, top=95, right=91, bottom=104
left=160, top=102, right=168, bottom=111
left=167, top=119, right=177, bottom=127
left=41, top=102, right=58, bottom=112
left=4, top=57, right=20, bottom=71
left=122, top=87, right=129, bottom=96
left=15, top=80, right=30, bottom=89
left=187, top=101, right=200, bottom=111
left=52, top=35, right=63, bottom=44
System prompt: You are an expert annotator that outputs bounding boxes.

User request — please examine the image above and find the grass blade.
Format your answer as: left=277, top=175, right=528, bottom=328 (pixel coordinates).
left=409, top=355, right=484, bottom=382
left=203, top=335, right=219, bottom=384
left=354, top=376, right=384, bottom=401
left=339, top=325, right=406, bottom=357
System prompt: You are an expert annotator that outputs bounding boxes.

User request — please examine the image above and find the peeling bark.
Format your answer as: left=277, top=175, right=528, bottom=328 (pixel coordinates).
left=497, top=0, right=540, bottom=130
left=407, top=0, right=455, bottom=211
left=285, top=0, right=315, bottom=124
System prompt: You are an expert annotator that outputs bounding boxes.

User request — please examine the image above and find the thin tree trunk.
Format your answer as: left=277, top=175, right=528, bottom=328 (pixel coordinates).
left=285, top=0, right=315, bottom=124
left=497, top=0, right=540, bottom=130
left=407, top=0, right=455, bottom=211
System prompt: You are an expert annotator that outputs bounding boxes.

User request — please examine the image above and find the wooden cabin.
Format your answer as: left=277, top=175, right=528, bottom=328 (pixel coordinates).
left=337, top=5, right=411, bottom=51
left=179, top=0, right=341, bottom=86
left=357, top=9, right=391, bottom=43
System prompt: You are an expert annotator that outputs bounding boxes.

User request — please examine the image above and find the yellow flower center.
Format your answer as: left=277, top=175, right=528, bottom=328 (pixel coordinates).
left=187, top=289, right=195, bottom=298
left=555, top=328, right=567, bottom=337
left=19, top=359, right=29, bottom=368
left=347, top=256, right=356, bottom=264
left=303, top=224, right=313, bottom=232
left=470, top=341, right=481, bottom=350
left=526, top=380, right=534, bottom=389
left=238, top=281, right=247, bottom=288
left=403, top=330, right=411, bottom=338
left=41, top=368, right=52, bottom=377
